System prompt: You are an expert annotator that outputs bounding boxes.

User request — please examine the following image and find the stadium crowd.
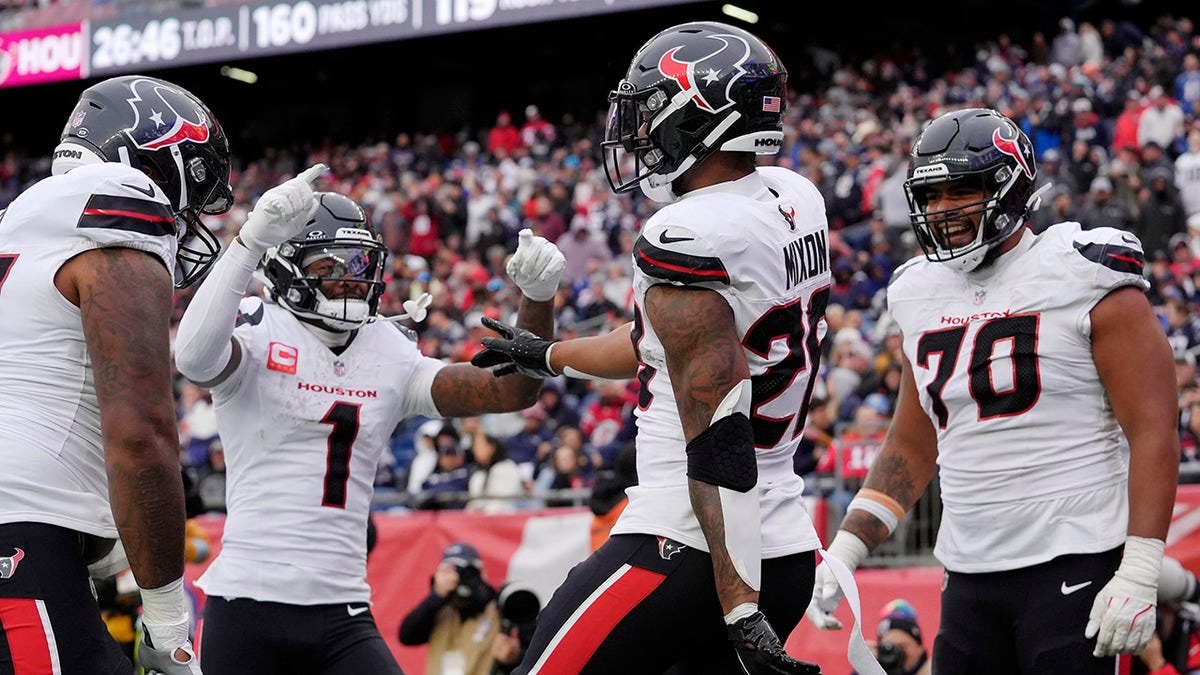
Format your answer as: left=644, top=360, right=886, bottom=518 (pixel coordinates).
left=3, top=10, right=1200, bottom=515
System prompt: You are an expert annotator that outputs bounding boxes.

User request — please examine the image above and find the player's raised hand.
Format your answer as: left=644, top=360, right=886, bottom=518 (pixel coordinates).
left=506, top=229, right=565, bottom=301
left=238, top=163, right=329, bottom=252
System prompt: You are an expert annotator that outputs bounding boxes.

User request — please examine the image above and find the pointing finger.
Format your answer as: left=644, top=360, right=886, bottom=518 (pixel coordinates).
left=298, top=163, right=329, bottom=185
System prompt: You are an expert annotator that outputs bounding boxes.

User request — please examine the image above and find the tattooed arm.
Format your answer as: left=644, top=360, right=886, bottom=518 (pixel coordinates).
left=645, top=284, right=758, bottom=615
left=842, top=350, right=940, bottom=550
left=431, top=295, right=555, bottom=417
left=57, top=247, right=186, bottom=589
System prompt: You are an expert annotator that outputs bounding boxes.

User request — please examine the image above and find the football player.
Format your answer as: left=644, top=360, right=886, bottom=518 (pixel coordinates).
left=172, top=181, right=564, bottom=672
left=472, top=20, right=827, bottom=675
left=0, top=75, right=232, bottom=674
left=806, top=108, right=1180, bottom=674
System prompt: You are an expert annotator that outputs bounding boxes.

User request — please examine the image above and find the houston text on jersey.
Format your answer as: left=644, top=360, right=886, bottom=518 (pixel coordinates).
left=296, top=381, right=378, bottom=398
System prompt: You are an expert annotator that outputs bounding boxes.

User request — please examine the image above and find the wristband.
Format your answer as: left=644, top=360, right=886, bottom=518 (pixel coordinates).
left=724, top=602, right=759, bottom=625
left=138, top=577, right=189, bottom=626
left=846, top=488, right=906, bottom=536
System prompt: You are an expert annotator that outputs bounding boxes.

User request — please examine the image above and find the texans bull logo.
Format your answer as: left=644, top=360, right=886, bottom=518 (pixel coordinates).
left=656, top=32, right=752, bottom=114
left=124, top=77, right=210, bottom=151
left=0, top=547, right=24, bottom=579
left=991, top=124, right=1034, bottom=180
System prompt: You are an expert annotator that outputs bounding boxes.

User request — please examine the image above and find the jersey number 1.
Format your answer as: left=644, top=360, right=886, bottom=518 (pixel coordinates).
left=320, top=402, right=361, bottom=508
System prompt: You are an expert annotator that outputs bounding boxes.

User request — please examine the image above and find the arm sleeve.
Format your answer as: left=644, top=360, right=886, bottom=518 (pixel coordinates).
left=174, top=240, right=262, bottom=384
left=397, top=593, right=447, bottom=645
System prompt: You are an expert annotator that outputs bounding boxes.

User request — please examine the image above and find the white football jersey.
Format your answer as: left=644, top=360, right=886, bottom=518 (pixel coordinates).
left=0, top=163, right=175, bottom=538
left=195, top=297, right=444, bottom=604
left=887, top=224, right=1150, bottom=572
left=612, top=167, right=828, bottom=557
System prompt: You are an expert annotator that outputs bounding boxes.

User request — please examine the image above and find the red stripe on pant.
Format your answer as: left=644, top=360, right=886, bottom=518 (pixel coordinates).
left=535, top=565, right=665, bottom=674
left=0, top=598, right=55, bottom=674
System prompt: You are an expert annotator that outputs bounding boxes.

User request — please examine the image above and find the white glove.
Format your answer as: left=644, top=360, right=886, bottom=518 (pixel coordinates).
left=1085, top=536, right=1164, bottom=657
left=506, top=229, right=565, bottom=302
left=139, top=617, right=200, bottom=674
left=806, top=531, right=869, bottom=631
left=237, top=163, right=329, bottom=252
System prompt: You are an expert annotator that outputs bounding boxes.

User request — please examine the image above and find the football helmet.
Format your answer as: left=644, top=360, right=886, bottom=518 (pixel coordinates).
left=262, top=192, right=387, bottom=332
left=904, top=108, right=1038, bottom=272
left=53, top=75, right=233, bottom=287
left=602, top=21, right=787, bottom=202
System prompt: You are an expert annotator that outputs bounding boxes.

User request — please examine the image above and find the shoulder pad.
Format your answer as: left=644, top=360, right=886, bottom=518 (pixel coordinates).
left=634, top=223, right=730, bottom=286
left=74, top=164, right=174, bottom=239
left=887, top=255, right=925, bottom=291
left=1071, top=227, right=1146, bottom=276
left=391, top=322, right=419, bottom=343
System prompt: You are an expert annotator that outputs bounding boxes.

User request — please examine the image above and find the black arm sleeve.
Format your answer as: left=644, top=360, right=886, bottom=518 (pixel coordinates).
left=398, top=592, right=447, bottom=645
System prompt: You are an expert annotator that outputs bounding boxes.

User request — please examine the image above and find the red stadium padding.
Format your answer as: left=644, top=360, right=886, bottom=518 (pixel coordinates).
left=185, top=487, right=1200, bottom=674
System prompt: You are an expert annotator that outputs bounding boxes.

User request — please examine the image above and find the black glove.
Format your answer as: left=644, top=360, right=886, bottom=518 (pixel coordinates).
left=728, top=611, right=822, bottom=675
left=470, top=316, right=559, bottom=378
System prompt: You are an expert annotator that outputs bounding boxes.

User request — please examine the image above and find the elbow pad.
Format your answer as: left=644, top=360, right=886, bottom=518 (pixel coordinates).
left=685, top=380, right=756, bottom=492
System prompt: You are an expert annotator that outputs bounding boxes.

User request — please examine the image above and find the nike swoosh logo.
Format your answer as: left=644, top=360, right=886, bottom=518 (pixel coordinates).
left=1061, top=581, right=1093, bottom=595
left=658, top=230, right=694, bottom=245
left=347, top=604, right=370, bottom=616
left=122, top=182, right=157, bottom=198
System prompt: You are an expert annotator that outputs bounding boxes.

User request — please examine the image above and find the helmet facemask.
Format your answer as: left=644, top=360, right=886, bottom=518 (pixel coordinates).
left=265, top=219, right=388, bottom=333
left=162, top=148, right=232, bottom=287
left=904, top=108, right=1037, bottom=273
left=907, top=166, right=1030, bottom=273
left=264, top=193, right=386, bottom=332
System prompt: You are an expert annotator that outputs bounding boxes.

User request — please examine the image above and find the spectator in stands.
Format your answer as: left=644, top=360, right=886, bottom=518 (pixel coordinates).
left=810, top=108, right=1180, bottom=669
left=1079, top=176, right=1135, bottom=231
left=1175, top=129, right=1200, bottom=221
left=558, top=215, right=613, bottom=286
left=1139, top=86, right=1186, bottom=159
left=796, top=393, right=836, bottom=477
left=519, top=105, right=557, bottom=161
left=398, top=542, right=506, bottom=675
left=1174, top=53, right=1200, bottom=117
left=1136, top=166, right=1189, bottom=256
left=505, top=404, right=556, bottom=485
left=487, top=110, right=524, bottom=159
left=1112, top=92, right=1146, bottom=156
left=534, top=435, right=593, bottom=508
left=417, top=423, right=475, bottom=510
left=1164, top=295, right=1200, bottom=360
left=1051, top=17, right=1083, bottom=67
left=404, top=418, right=446, bottom=501
left=466, top=431, right=526, bottom=514
left=1029, top=185, right=1080, bottom=234
left=173, top=178, right=562, bottom=670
